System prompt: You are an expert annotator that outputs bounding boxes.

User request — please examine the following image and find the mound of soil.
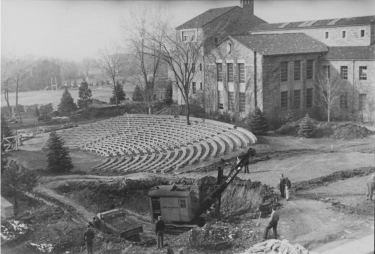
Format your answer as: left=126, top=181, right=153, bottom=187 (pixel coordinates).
left=276, top=119, right=372, bottom=139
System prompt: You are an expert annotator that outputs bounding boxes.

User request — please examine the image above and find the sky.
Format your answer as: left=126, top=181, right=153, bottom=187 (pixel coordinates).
left=2, top=0, right=375, bottom=62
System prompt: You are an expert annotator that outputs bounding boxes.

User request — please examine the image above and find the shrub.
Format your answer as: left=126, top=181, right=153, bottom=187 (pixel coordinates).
left=298, top=114, right=315, bottom=138
left=249, top=107, right=269, bottom=135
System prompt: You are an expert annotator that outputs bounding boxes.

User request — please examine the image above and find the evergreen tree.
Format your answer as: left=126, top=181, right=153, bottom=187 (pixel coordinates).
left=110, top=82, right=126, bottom=105
left=1, top=160, right=38, bottom=212
left=58, top=88, right=77, bottom=115
left=132, top=85, right=144, bottom=102
left=164, top=81, right=173, bottom=104
left=77, top=80, right=93, bottom=109
left=1, top=114, right=13, bottom=152
left=39, top=103, right=54, bottom=116
left=249, top=107, right=269, bottom=135
left=35, top=107, right=40, bottom=117
left=298, top=114, right=315, bottom=138
left=46, top=131, right=73, bottom=173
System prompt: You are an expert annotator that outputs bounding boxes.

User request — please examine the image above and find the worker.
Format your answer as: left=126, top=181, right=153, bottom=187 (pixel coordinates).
left=155, top=216, right=165, bottom=249
left=83, top=224, right=95, bottom=254
left=285, top=177, right=292, bottom=201
left=263, top=206, right=279, bottom=240
left=366, top=174, right=375, bottom=200
left=279, top=174, right=286, bottom=198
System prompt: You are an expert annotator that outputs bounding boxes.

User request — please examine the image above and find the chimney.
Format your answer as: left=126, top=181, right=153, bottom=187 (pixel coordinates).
left=240, top=0, right=254, bottom=15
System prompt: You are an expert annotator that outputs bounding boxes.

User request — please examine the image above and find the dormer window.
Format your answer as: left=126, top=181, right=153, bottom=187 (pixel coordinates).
left=181, top=30, right=196, bottom=42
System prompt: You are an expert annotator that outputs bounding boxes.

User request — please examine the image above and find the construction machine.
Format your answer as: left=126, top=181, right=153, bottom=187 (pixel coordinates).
left=148, top=148, right=256, bottom=228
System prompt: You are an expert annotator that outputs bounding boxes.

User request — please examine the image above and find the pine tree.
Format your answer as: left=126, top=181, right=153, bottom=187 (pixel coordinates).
left=164, top=81, right=173, bottom=104
left=298, top=114, right=315, bottom=138
left=132, top=85, right=144, bottom=102
left=46, top=131, right=73, bottom=173
left=77, top=80, right=93, bottom=109
left=58, top=88, right=77, bottom=115
left=1, top=114, right=13, bottom=152
left=110, top=82, right=126, bottom=105
left=1, top=160, right=38, bottom=213
left=249, top=107, right=269, bottom=135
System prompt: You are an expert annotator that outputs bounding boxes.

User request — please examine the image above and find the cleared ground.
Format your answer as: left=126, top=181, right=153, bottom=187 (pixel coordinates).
left=3, top=123, right=375, bottom=254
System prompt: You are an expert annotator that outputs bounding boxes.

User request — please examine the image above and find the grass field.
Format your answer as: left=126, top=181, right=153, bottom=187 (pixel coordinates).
left=1, top=85, right=135, bottom=107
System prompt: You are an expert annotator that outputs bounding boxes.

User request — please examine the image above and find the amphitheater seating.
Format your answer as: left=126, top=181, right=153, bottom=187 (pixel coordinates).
left=61, top=114, right=257, bottom=174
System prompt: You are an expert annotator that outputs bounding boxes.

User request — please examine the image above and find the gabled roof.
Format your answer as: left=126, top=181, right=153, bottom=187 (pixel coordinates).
left=232, top=33, right=328, bottom=56
left=322, top=44, right=375, bottom=60
left=176, top=6, right=237, bottom=30
left=253, top=15, right=375, bottom=32
left=226, top=15, right=267, bottom=36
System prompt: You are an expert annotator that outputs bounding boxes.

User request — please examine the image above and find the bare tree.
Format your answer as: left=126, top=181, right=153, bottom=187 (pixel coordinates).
left=315, top=71, right=342, bottom=122
left=97, top=45, right=128, bottom=106
left=1, top=58, right=13, bottom=118
left=81, top=58, right=96, bottom=83
left=122, top=6, right=168, bottom=114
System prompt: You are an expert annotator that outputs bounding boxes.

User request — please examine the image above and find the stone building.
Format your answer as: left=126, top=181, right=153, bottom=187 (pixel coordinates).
left=173, top=0, right=375, bottom=123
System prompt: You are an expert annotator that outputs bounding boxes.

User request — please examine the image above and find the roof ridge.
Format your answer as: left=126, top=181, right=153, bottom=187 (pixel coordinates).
left=266, top=15, right=375, bottom=26
left=202, top=6, right=239, bottom=28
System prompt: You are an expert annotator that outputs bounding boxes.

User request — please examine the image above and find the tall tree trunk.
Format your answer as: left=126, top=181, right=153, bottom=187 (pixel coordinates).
left=148, top=105, right=152, bottom=115
left=327, top=106, right=331, bottom=123
left=15, top=76, right=22, bottom=124
left=185, top=94, right=191, bottom=125
left=4, top=88, right=12, bottom=118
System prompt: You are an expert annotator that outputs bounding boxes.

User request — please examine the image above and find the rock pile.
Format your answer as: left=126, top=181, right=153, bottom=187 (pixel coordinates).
left=241, top=239, right=311, bottom=254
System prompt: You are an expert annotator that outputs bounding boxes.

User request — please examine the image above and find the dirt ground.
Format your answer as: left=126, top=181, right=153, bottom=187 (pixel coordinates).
left=2, top=129, right=375, bottom=254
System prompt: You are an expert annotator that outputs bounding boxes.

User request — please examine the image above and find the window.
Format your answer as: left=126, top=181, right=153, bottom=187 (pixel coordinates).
left=359, top=66, right=367, bottom=80
left=218, top=91, right=224, bottom=109
left=227, top=63, right=234, bottom=82
left=200, top=82, right=203, bottom=90
left=340, top=93, right=347, bottom=109
left=180, top=199, right=186, bottom=208
left=280, top=62, right=288, bottom=82
left=294, top=90, right=301, bottom=109
left=342, top=31, right=346, bottom=38
left=192, top=63, right=195, bottom=73
left=323, top=65, right=330, bottom=78
left=340, top=66, right=348, bottom=80
left=228, top=92, right=235, bottom=111
left=359, top=94, right=366, bottom=110
left=294, top=61, right=301, bottom=81
left=238, top=63, right=245, bottom=83
left=239, top=92, right=246, bottom=112
left=306, top=88, right=313, bottom=108
left=281, top=91, right=288, bottom=109
left=182, top=30, right=195, bottom=42
left=361, top=30, right=365, bottom=37
left=192, top=82, right=196, bottom=94
left=306, top=60, right=314, bottom=79
left=217, top=63, right=223, bottom=82
left=325, top=31, right=329, bottom=39
left=199, top=63, right=202, bottom=71
left=214, top=37, right=219, bottom=43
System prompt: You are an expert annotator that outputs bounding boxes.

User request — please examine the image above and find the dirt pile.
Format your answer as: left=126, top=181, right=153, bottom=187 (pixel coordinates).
left=242, top=239, right=311, bottom=254
left=189, top=221, right=264, bottom=251
left=276, top=119, right=372, bottom=139
left=220, top=180, right=277, bottom=218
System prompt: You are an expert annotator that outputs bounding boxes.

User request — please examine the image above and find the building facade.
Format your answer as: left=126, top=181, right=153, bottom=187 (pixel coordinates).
left=174, top=1, right=375, bottom=123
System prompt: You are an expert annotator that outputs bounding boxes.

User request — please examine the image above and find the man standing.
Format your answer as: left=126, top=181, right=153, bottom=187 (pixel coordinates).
left=285, top=177, right=292, bottom=201
left=367, top=174, right=375, bottom=200
left=263, top=206, right=279, bottom=240
left=83, top=224, right=95, bottom=254
left=279, top=174, right=286, bottom=198
left=155, top=216, right=165, bottom=249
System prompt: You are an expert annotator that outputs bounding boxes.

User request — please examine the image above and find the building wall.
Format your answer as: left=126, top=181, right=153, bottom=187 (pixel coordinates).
left=204, top=37, right=262, bottom=117
left=262, top=54, right=323, bottom=126
left=318, top=59, right=375, bottom=121
left=252, top=25, right=372, bottom=47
